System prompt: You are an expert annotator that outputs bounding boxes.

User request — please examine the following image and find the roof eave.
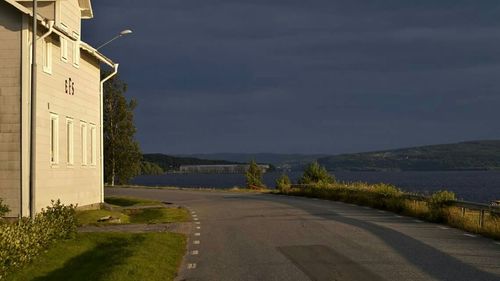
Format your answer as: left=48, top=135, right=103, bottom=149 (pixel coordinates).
left=80, top=41, right=116, bottom=68
left=79, top=0, right=94, bottom=19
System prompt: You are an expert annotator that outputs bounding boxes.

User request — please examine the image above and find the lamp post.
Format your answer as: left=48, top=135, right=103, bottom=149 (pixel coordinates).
left=96, top=29, right=133, bottom=50
left=97, top=30, right=131, bottom=203
left=29, top=0, right=37, bottom=218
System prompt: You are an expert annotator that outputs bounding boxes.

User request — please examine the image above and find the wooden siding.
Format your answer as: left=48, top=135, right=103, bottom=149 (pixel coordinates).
left=0, top=1, right=22, bottom=217
left=59, top=0, right=81, bottom=35
left=34, top=30, right=102, bottom=212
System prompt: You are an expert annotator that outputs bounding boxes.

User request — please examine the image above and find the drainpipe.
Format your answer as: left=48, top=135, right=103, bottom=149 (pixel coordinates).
left=39, top=20, right=55, bottom=41
left=29, top=0, right=54, bottom=217
left=99, top=64, right=119, bottom=203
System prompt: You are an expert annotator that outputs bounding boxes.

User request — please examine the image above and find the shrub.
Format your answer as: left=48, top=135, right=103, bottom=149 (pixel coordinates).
left=276, top=174, right=291, bottom=193
left=372, top=183, right=402, bottom=198
left=245, top=160, right=264, bottom=189
left=298, top=162, right=335, bottom=185
left=0, top=199, right=9, bottom=218
left=0, top=200, right=77, bottom=278
left=428, top=190, right=456, bottom=208
left=426, top=190, right=456, bottom=222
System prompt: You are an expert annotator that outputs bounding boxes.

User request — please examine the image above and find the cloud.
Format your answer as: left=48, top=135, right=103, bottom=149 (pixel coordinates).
left=84, top=0, right=500, bottom=154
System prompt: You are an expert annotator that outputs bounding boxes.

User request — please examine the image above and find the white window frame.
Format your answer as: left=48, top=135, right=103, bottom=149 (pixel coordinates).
left=81, top=122, right=87, bottom=166
left=66, top=118, right=74, bottom=165
left=50, top=113, right=59, bottom=165
left=90, top=124, right=96, bottom=166
left=73, top=32, right=80, bottom=68
left=55, top=0, right=62, bottom=26
left=60, top=23, right=68, bottom=62
left=42, top=37, right=52, bottom=74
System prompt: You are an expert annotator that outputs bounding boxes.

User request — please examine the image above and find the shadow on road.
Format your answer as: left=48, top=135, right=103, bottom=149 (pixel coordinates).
left=252, top=194, right=500, bottom=281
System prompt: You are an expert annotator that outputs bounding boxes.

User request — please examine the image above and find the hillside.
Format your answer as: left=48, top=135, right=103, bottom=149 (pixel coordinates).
left=317, top=140, right=500, bottom=171
left=179, top=153, right=327, bottom=170
left=143, top=154, right=240, bottom=172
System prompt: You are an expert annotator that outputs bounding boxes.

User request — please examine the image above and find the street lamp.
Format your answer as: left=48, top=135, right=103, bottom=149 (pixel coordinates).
left=96, top=29, right=133, bottom=50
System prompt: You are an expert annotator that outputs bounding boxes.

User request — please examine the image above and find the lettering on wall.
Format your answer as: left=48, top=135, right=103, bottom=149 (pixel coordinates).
left=65, top=78, right=75, bottom=95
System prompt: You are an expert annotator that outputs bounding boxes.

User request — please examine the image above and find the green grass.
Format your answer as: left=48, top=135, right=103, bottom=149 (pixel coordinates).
left=124, top=208, right=191, bottom=224
left=76, top=209, right=130, bottom=226
left=6, top=232, right=186, bottom=281
left=104, top=196, right=161, bottom=207
left=77, top=208, right=190, bottom=226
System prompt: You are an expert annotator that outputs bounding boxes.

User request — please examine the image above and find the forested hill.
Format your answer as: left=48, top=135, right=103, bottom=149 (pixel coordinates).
left=143, top=153, right=240, bottom=172
left=317, top=140, right=500, bottom=171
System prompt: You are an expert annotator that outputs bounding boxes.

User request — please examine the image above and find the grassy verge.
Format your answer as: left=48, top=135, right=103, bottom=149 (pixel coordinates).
left=6, top=232, right=186, bottom=281
left=125, top=208, right=190, bottom=224
left=104, top=196, right=161, bottom=207
left=76, top=206, right=190, bottom=226
left=281, top=183, right=500, bottom=240
left=76, top=209, right=130, bottom=225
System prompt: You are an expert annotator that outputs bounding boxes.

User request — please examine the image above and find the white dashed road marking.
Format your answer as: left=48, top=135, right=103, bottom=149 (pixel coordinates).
left=438, top=226, right=449, bottom=230
left=194, top=218, right=199, bottom=221
left=195, top=233, right=201, bottom=236
left=195, top=222, right=200, bottom=224
left=193, top=240, right=200, bottom=245
left=413, top=220, right=423, bottom=223
left=191, top=250, right=199, bottom=255
left=187, top=263, right=197, bottom=269
left=196, top=226, right=201, bottom=230
left=464, top=234, right=477, bottom=238
left=394, top=215, right=403, bottom=218
left=494, top=242, right=500, bottom=246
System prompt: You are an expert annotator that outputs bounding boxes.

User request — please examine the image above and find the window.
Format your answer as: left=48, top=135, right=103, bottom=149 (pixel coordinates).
left=90, top=124, right=96, bottom=165
left=73, top=32, right=80, bottom=67
left=81, top=122, right=87, bottom=165
left=60, top=23, right=68, bottom=62
left=50, top=114, right=59, bottom=165
left=42, top=38, right=52, bottom=74
left=66, top=118, right=74, bottom=165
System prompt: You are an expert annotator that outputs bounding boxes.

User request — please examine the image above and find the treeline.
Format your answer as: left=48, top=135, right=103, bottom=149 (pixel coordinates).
left=317, top=140, right=500, bottom=171
left=142, top=153, right=240, bottom=173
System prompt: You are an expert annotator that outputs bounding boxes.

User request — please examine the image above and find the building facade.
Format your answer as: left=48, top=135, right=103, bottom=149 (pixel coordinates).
left=0, top=0, right=116, bottom=217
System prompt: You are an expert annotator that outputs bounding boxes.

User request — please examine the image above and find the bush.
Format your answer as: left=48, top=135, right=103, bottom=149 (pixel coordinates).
left=0, top=200, right=77, bottom=278
left=0, top=199, right=9, bottom=218
left=427, top=190, right=456, bottom=222
left=245, top=160, right=264, bottom=189
left=276, top=174, right=291, bottom=192
left=372, top=183, right=402, bottom=198
left=298, top=162, right=335, bottom=185
left=428, top=190, right=456, bottom=208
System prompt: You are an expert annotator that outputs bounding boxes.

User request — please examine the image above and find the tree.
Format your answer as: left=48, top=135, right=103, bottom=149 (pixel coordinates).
left=141, top=161, right=164, bottom=175
left=275, top=173, right=291, bottom=192
left=298, top=161, right=335, bottom=185
left=103, top=71, right=142, bottom=186
left=245, top=160, right=264, bottom=189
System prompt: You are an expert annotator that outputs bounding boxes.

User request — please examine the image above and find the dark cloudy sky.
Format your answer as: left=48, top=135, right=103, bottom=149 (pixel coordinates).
left=83, top=1, right=500, bottom=154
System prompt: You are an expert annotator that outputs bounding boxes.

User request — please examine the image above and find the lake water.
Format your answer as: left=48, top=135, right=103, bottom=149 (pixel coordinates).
left=132, top=171, right=500, bottom=203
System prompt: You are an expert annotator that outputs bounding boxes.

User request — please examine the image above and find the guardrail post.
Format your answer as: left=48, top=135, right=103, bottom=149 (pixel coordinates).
left=479, top=210, right=485, bottom=228
left=461, top=207, right=466, bottom=217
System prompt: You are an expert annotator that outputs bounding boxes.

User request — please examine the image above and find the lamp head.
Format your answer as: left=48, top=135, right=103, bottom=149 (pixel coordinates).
left=120, top=29, right=133, bottom=36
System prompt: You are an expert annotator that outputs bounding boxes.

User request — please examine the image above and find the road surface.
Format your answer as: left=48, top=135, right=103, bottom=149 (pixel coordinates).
left=106, top=188, right=500, bottom=281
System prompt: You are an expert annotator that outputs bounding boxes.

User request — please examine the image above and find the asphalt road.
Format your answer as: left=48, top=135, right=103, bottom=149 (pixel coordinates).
left=106, top=188, right=500, bottom=281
